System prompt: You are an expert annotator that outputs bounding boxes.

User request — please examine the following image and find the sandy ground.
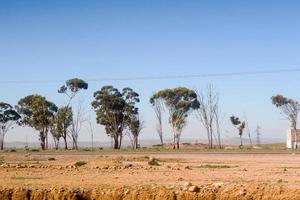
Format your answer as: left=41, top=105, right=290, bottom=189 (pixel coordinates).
left=1, top=151, right=300, bottom=199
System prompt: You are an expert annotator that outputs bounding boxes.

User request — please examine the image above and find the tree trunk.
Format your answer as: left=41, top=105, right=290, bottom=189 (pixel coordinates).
left=118, top=130, right=123, bottom=149
left=40, top=132, right=46, bottom=150
left=0, top=132, right=4, bottom=150
left=134, top=136, right=139, bottom=149
left=63, top=130, right=68, bottom=150
left=210, top=126, right=213, bottom=149
left=173, top=134, right=176, bottom=149
left=176, top=140, right=180, bottom=149
left=113, top=136, right=119, bottom=149
left=0, top=138, right=3, bottom=150
left=240, top=135, right=243, bottom=147
left=73, top=137, right=78, bottom=150
left=45, top=131, right=48, bottom=150
left=54, top=139, right=59, bottom=150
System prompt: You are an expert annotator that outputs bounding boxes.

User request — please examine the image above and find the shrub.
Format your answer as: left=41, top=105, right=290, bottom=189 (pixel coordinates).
left=74, top=161, right=87, bottom=167
left=48, top=157, right=56, bottom=161
left=148, top=157, right=160, bottom=166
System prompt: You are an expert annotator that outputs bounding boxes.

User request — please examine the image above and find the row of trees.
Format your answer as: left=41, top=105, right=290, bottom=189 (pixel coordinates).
left=2, top=78, right=295, bottom=151
left=1, top=80, right=225, bottom=150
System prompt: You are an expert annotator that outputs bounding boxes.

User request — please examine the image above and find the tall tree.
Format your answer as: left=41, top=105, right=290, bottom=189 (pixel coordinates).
left=150, top=96, right=164, bottom=145
left=70, top=100, right=86, bottom=150
left=58, top=78, right=88, bottom=150
left=196, top=85, right=222, bottom=149
left=50, top=106, right=73, bottom=150
left=0, top=103, right=21, bottom=150
left=128, top=114, right=144, bottom=149
left=91, top=86, right=140, bottom=149
left=153, top=87, right=200, bottom=149
left=230, top=115, right=246, bottom=147
left=16, top=95, right=58, bottom=150
left=271, top=95, right=300, bottom=149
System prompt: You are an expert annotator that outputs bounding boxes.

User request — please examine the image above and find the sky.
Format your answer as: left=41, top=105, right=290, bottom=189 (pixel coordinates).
left=1, top=0, right=300, bottom=145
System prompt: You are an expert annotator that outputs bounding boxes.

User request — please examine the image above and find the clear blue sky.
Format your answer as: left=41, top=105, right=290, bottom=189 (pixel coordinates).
left=1, top=0, right=300, bottom=144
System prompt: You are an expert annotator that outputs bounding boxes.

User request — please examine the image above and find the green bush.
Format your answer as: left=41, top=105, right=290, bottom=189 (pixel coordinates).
left=74, top=161, right=87, bottom=167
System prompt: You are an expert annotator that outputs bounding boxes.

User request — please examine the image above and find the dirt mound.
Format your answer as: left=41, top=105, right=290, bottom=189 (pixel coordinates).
left=0, top=183, right=299, bottom=200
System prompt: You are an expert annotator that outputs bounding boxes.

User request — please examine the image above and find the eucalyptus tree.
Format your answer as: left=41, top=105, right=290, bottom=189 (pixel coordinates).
left=0, top=103, right=21, bottom=150
left=16, top=95, right=58, bottom=150
left=58, top=78, right=89, bottom=106
left=230, top=115, right=246, bottom=147
left=58, top=78, right=88, bottom=150
left=128, top=114, right=144, bottom=149
left=150, top=96, right=164, bottom=145
left=271, top=95, right=300, bottom=130
left=153, top=87, right=200, bottom=149
left=91, top=86, right=140, bottom=149
left=50, top=106, right=73, bottom=150
left=271, top=95, right=300, bottom=149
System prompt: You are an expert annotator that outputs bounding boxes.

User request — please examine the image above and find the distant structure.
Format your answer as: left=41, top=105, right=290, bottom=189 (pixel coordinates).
left=286, top=129, right=300, bottom=149
left=256, top=126, right=261, bottom=146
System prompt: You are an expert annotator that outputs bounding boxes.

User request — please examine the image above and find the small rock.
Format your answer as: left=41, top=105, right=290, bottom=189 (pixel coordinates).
left=177, top=177, right=184, bottom=181
left=124, top=164, right=133, bottom=169
left=188, top=186, right=200, bottom=193
left=184, top=166, right=192, bottom=170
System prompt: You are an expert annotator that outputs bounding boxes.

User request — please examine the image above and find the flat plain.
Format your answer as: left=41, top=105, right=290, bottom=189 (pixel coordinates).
left=1, top=148, right=300, bottom=200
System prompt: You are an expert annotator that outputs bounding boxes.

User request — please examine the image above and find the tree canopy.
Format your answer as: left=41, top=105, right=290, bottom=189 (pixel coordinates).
left=152, top=87, right=200, bottom=149
left=91, top=86, right=140, bottom=149
left=16, top=95, right=58, bottom=150
left=0, top=102, right=21, bottom=150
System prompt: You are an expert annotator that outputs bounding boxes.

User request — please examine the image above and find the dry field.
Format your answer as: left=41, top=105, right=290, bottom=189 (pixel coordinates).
left=0, top=150, right=300, bottom=199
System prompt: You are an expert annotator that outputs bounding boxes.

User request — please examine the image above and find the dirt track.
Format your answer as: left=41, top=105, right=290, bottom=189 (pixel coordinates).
left=0, top=151, right=300, bottom=199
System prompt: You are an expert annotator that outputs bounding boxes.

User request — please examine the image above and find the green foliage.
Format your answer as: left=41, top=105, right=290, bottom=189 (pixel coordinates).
left=230, top=115, right=246, bottom=137
left=0, top=102, right=21, bottom=150
left=271, top=94, right=300, bottom=130
left=50, top=106, right=73, bottom=148
left=151, top=87, right=200, bottom=149
left=16, top=95, right=57, bottom=150
left=74, top=161, right=87, bottom=167
left=148, top=157, right=160, bottom=166
left=30, top=149, right=40, bottom=152
left=92, top=86, right=140, bottom=149
left=10, top=149, right=17, bottom=153
left=0, top=102, right=21, bottom=124
left=58, top=78, right=88, bottom=95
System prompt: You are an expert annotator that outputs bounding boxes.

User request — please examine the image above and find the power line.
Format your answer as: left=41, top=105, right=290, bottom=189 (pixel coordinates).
left=0, top=68, right=299, bottom=84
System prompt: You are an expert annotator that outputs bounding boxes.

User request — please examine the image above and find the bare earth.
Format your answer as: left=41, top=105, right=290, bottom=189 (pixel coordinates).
left=1, top=151, right=300, bottom=199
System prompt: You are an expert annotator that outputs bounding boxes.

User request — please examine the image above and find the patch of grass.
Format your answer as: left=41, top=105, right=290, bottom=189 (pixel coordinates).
left=277, top=179, right=283, bottom=184
left=80, top=148, right=95, bottom=152
left=148, top=157, right=160, bottom=166
left=48, top=157, right=56, bottom=161
left=115, top=156, right=125, bottom=162
left=30, top=149, right=40, bottom=152
left=74, top=161, right=87, bottom=167
left=197, top=164, right=238, bottom=169
left=11, top=176, right=43, bottom=180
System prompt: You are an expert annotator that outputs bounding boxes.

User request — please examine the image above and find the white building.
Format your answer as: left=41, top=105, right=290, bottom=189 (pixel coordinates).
left=287, top=129, right=300, bottom=149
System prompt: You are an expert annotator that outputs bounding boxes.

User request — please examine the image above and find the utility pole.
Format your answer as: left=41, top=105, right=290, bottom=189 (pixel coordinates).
left=256, top=126, right=261, bottom=146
